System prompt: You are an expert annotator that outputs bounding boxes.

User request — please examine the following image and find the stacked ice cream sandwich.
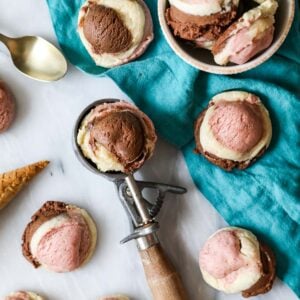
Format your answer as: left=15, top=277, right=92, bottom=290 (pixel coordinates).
left=166, top=0, right=278, bottom=65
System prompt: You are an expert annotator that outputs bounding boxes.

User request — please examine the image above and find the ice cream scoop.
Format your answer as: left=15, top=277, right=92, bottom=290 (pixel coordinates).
left=77, top=100, right=157, bottom=174
left=165, top=0, right=239, bottom=49
left=199, top=227, right=276, bottom=297
left=74, top=99, right=188, bottom=300
left=0, top=81, right=16, bottom=133
left=212, top=0, right=278, bottom=65
left=22, top=201, right=97, bottom=273
left=194, top=91, right=272, bottom=171
left=5, top=291, right=44, bottom=300
left=78, top=0, right=153, bottom=68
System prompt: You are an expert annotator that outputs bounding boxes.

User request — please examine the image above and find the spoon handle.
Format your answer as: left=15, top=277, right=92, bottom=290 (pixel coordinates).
left=0, top=33, right=11, bottom=46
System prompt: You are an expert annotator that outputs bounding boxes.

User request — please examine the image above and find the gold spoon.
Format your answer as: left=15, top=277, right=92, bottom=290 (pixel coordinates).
left=0, top=33, right=67, bottom=82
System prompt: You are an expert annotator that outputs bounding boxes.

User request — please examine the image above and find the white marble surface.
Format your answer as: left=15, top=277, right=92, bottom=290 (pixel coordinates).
left=0, top=0, right=297, bottom=299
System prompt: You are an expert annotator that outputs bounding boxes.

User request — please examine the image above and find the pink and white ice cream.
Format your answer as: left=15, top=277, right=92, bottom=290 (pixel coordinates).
left=78, top=0, right=153, bottom=68
left=212, top=0, right=278, bottom=65
left=194, top=91, right=272, bottom=171
left=199, top=227, right=276, bottom=297
left=22, top=201, right=97, bottom=273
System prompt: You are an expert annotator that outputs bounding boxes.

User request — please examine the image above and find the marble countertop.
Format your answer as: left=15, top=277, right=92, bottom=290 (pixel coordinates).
left=0, top=0, right=297, bottom=299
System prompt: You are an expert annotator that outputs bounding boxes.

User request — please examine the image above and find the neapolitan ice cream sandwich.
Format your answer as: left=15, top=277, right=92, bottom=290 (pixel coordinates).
left=5, top=291, right=44, bottom=300
left=22, top=201, right=97, bottom=273
left=212, top=0, right=278, bottom=65
left=78, top=0, right=153, bottom=67
left=165, top=0, right=240, bottom=49
left=77, top=101, right=157, bottom=174
left=0, top=81, right=16, bottom=133
left=199, top=227, right=276, bottom=297
left=194, top=91, right=272, bottom=171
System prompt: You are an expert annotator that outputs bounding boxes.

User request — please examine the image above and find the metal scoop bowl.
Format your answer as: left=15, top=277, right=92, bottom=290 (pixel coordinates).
left=73, top=99, right=188, bottom=300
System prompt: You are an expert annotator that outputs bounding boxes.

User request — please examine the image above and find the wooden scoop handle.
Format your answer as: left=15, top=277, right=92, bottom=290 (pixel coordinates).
left=140, top=244, right=187, bottom=300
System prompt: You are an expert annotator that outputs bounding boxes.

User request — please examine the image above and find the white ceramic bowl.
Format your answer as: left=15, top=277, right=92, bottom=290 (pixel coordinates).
left=158, top=0, right=295, bottom=74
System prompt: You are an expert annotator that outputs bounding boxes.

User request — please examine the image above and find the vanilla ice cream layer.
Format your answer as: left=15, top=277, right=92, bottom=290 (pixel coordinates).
left=27, top=292, right=43, bottom=300
left=199, top=91, right=272, bottom=162
left=77, top=110, right=124, bottom=172
left=30, top=208, right=96, bottom=272
left=30, top=214, right=70, bottom=259
left=169, top=0, right=239, bottom=17
left=214, top=0, right=278, bottom=65
left=78, top=0, right=146, bottom=67
left=200, top=227, right=262, bottom=293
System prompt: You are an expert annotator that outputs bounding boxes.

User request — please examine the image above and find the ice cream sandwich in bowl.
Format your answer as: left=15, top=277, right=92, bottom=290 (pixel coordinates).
left=158, top=0, right=295, bottom=74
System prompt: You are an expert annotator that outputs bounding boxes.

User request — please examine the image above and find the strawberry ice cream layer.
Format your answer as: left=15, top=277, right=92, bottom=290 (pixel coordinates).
left=209, top=100, right=263, bottom=153
left=30, top=214, right=91, bottom=273
left=199, top=91, right=272, bottom=162
left=219, top=23, right=274, bottom=65
left=213, top=0, right=278, bottom=65
left=169, top=0, right=239, bottom=17
left=200, top=227, right=263, bottom=293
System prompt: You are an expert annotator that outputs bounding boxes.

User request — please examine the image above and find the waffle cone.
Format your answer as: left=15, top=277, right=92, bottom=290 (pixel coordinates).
left=0, top=161, right=49, bottom=210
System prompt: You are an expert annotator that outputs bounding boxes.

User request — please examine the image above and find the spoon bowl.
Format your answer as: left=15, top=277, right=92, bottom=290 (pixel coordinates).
left=0, top=34, right=67, bottom=82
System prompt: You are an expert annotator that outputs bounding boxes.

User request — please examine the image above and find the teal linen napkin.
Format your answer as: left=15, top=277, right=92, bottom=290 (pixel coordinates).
left=46, top=0, right=300, bottom=296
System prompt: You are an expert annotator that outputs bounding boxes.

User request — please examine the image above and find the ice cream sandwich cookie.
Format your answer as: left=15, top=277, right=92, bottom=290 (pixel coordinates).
left=194, top=91, right=272, bottom=171
left=199, top=227, right=276, bottom=297
left=22, top=201, right=97, bottom=273
left=212, top=0, right=278, bottom=65
left=78, top=0, right=154, bottom=67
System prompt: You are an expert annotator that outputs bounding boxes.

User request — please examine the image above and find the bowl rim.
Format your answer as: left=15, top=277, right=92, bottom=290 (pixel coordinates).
left=157, top=0, right=295, bottom=75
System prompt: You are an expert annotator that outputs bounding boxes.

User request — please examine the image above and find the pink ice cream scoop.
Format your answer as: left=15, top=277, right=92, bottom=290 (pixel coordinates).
left=35, top=217, right=91, bottom=272
left=199, top=227, right=265, bottom=294
left=209, top=100, right=263, bottom=153
left=212, top=0, right=278, bottom=65
left=0, top=81, right=16, bottom=133
left=23, top=201, right=97, bottom=273
left=228, top=26, right=275, bottom=65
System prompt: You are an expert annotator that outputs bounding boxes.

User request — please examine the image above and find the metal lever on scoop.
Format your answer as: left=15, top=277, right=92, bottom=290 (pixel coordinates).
left=115, top=174, right=188, bottom=300
left=116, top=175, right=186, bottom=245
